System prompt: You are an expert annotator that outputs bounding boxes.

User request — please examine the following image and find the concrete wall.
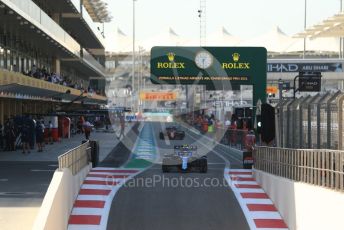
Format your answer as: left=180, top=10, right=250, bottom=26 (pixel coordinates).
left=33, top=164, right=92, bottom=230
left=254, top=169, right=344, bottom=230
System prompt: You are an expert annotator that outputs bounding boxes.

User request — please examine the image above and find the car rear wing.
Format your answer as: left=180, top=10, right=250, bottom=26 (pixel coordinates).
left=174, top=145, right=197, bottom=151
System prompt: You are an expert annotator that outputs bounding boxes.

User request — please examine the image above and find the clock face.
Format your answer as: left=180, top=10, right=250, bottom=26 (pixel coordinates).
left=195, top=51, right=213, bottom=69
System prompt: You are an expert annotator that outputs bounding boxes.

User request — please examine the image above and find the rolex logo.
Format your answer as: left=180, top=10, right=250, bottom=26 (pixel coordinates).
left=167, top=52, right=176, bottom=62
left=232, top=53, right=240, bottom=62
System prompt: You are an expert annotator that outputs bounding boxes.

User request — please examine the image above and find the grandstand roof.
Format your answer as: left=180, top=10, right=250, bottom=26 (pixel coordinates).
left=83, top=0, right=112, bottom=23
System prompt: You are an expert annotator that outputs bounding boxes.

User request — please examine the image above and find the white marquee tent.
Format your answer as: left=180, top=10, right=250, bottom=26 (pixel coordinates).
left=239, top=26, right=295, bottom=53
left=106, top=26, right=341, bottom=54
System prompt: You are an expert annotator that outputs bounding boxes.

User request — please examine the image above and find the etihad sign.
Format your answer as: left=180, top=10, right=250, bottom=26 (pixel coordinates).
left=157, top=52, right=186, bottom=69
left=140, top=92, right=177, bottom=101
left=222, top=52, right=250, bottom=70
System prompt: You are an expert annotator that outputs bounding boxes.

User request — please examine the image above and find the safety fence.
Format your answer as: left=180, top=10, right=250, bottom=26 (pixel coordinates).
left=58, top=141, right=91, bottom=175
left=276, top=91, right=344, bottom=150
left=254, top=146, right=344, bottom=192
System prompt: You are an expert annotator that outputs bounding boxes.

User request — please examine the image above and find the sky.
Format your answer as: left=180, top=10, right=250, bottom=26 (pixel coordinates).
left=103, top=0, right=341, bottom=48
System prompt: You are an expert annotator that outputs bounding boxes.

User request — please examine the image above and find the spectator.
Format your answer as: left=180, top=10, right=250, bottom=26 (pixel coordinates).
left=36, top=120, right=44, bottom=152
left=215, top=119, right=222, bottom=141
left=31, top=64, right=37, bottom=77
left=117, top=115, right=125, bottom=140
left=28, top=117, right=36, bottom=149
left=5, top=118, right=16, bottom=151
left=83, top=120, right=93, bottom=140
left=225, top=118, right=231, bottom=128
left=21, top=124, right=30, bottom=154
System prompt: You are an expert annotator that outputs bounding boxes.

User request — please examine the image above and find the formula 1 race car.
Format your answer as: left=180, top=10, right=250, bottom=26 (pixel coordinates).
left=162, top=145, right=207, bottom=173
left=159, top=125, right=185, bottom=140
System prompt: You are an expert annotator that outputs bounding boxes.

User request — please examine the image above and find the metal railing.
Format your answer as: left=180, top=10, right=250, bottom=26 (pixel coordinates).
left=81, top=5, right=105, bottom=46
left=254, top=147, right=344, bottom=192
left=58, top=141, right=91, bottom=175
left=82, top=48, right=105, bottom=75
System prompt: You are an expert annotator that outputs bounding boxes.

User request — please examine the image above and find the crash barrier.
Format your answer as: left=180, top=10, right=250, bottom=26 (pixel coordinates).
left=58, top=141, right=91, bottom=175
left=254, top=146, right=344, bottom=192
left=33, top=165, right=92, bottom=230
left=276, top=91, right=344, bottom=150
left=255, top=169, right=344, bottom=230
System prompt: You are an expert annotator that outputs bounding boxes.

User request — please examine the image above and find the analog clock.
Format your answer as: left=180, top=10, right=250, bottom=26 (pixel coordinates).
left=195, top=51, right=213, bottom=69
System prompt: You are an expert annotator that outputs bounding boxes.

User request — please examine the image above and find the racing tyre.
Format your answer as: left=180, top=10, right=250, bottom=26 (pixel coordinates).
left=162, top=165, right=170, bottom=173
left=200, top=160, right=208, bottom=173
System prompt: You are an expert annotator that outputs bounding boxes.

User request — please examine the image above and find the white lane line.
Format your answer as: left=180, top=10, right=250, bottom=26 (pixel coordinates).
left=71, top=207, right=104, bottom=215
left=0, top=179, right=8, bottom=182
left=229, top=169, right=253, bottom=172
left=232, top=181, right=259, bottom=185
left=81, top=184, right=117, bottom=190
left=85, top=177, right=125, bottom=182
left=249, top=211, right=283, bottom=219
left=68, top=225, right=102, bottom=230
left=31, top=169, right=55, bottom=172
left=89, top=171, right=133, bottom=175
left=241, top=198, right=273, bottom=205
left=76, top=195, right=108, bottom=201
left=229, top=174, right=253, bottom=178
left=91, top=167, right=140, bottom=171
left=235, top=188, right=265, bottom=193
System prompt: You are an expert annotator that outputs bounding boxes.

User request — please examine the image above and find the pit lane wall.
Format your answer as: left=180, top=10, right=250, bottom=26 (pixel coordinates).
left=254, top=169, right=344, bottom=230
left=32, top=163, right=92, bottom=230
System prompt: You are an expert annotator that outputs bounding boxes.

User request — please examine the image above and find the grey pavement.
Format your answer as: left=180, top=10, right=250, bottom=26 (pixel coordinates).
left=0, top=124, right=133, bottom=162
left=0, top=124, right=134, bottom=230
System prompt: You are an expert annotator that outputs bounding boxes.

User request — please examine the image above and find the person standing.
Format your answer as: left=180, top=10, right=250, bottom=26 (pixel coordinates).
left=21, top=124, right=30, bottom=154
left=8, top=119, right=16, bottom=151
left=215, top=119, right=223, bottom=142
left=117, top=115, right=125, bottom=140
left=83, top=120, right=93, bottom=140
left=36, top=120, right=44, bottom=152
left=28, top=117, right=36, bottom=149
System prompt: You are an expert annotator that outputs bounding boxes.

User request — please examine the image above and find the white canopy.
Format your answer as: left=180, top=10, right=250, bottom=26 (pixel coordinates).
left=105, top=28, right=134, bottom=53
left=139, top=27, right=187, bottom=51
left=105, top=25, right=340, bottom=54
left=185, top=27, right=241, bottom=46
left=285, top=37, right=340, bottom=53
left=239, top=26, right=295, bottom=53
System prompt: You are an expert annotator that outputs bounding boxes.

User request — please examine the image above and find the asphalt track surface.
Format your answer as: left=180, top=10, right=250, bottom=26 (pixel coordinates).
left=107, top=122, right=250, bottom=230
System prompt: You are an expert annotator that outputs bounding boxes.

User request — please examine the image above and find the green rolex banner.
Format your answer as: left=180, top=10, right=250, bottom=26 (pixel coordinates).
left=150, top=46, right=267, bottom=105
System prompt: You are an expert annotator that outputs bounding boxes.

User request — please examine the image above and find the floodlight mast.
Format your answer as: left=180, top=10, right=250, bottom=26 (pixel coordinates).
left=199, top=0, right=207, bottom=46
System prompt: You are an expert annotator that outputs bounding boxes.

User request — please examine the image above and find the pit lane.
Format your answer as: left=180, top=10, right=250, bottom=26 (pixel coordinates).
left=106, top=122, right=249, bottom=230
